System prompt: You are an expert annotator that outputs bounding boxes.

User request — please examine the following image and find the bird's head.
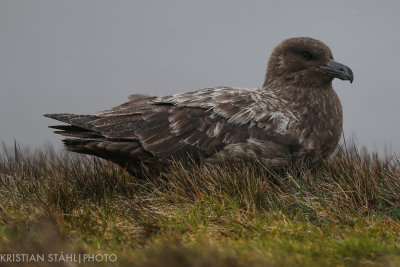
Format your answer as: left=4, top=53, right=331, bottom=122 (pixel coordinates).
left=263, top=37, right=353, bottom=88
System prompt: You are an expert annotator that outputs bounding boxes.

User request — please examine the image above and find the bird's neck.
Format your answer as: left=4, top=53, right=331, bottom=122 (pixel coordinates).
left=260, top=82, right=343, bottom=132
left=261, top=82, right=337, bottom=110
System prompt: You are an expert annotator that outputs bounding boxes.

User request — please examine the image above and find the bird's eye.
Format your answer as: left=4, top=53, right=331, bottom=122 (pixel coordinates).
left=302, top=51, right=313, bottom=60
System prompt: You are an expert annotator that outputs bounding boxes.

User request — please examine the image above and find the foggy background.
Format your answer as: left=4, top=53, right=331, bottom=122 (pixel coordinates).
left=0, top=0, right=399, bottom=154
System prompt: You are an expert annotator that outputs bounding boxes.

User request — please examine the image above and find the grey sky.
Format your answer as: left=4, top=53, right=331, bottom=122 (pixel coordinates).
left=0, top=0, right=399, bottom=154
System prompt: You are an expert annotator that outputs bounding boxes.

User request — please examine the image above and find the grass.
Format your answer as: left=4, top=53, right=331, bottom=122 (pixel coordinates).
left=0, top=143, right=400, bottom=266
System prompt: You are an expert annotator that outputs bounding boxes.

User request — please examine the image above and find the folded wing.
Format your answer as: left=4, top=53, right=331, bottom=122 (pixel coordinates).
left=45, top=87, right=302, bottom=176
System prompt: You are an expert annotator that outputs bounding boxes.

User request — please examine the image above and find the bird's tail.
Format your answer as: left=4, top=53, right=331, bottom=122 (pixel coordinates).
left=43, top=113, right=102, bottom=139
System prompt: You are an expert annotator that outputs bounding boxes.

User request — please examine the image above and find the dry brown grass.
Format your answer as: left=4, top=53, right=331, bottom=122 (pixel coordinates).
left=0, top=143, right=400, bottom=266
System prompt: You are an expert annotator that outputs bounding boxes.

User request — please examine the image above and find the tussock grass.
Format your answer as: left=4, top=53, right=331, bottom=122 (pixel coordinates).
left=0, top=143, right=400, bottom=266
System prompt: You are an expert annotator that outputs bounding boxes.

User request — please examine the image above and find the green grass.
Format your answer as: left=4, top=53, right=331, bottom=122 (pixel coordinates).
left=0, top=144, right=400, bottom=266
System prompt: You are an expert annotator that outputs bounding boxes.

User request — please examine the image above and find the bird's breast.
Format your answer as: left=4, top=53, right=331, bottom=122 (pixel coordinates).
left=289, top=87, right=343, bottom=158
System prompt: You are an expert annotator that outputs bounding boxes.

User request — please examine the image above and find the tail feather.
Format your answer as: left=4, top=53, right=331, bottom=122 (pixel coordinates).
left=45, top=113, right=157, bottom=178
left=44, top=113, right=104, bottom=139
left=49, top=125, right=91, bottom=131
left=44, top=113, right=99, bottom=130
left=53, top=130, right=103, bottom=139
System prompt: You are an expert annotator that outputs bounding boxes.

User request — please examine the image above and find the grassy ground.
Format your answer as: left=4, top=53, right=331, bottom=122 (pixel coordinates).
left=0, top=144, right=400, bottom=266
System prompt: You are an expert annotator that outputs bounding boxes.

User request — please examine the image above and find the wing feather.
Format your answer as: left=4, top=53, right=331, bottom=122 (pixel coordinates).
left=46, top=87, right=302, bottom=170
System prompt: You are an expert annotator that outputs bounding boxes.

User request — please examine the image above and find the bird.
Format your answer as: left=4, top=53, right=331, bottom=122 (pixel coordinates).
left=45, top=37, right=353, bottom=178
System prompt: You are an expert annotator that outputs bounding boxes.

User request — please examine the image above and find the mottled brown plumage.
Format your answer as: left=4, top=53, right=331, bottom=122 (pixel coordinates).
left=45, top=37, right=353, bottom=178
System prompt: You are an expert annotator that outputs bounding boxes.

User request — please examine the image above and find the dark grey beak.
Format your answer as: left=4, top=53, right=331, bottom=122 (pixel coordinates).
left=319, top=60, right=354, bottom=83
